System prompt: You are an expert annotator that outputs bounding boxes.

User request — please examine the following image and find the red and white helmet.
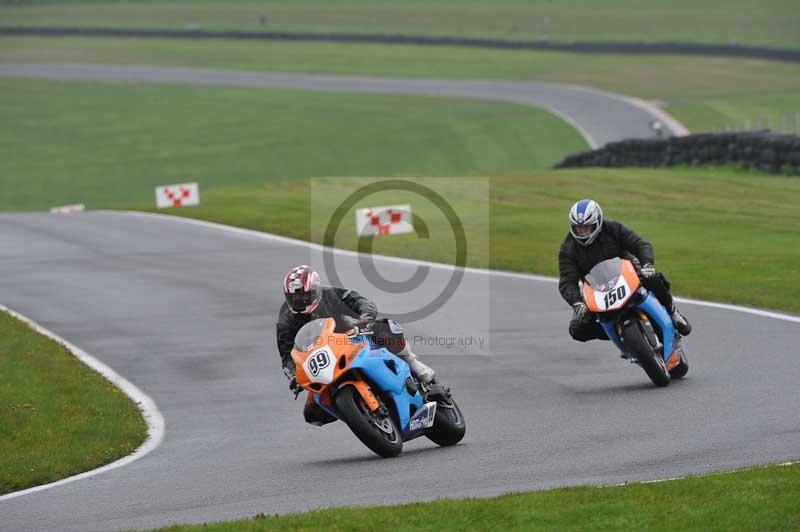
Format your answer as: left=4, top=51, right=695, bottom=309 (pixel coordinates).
left=283, top=265, right=322, bottom=315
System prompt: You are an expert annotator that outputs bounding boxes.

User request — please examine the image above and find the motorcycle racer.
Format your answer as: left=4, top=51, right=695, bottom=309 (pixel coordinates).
left=558, top=199, right=692, bottom=342
left=276, top=265, right=436, bottom=425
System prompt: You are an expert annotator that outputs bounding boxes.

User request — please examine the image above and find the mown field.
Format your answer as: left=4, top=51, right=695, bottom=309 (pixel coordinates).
left=0, top=310, right=146, bottom=495
left=0, top=77, right=585, bottom=211
left=3, top=36, right=800, bottom=134
left=2, top=0, right=799, bottom=48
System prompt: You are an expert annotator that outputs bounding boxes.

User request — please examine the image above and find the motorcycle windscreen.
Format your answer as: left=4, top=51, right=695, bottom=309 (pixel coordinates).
left=583, top=258, right=640, bottom=313
left=585, top=257, right=623, bottom=290
left=293, top=318, right=327, bottom=352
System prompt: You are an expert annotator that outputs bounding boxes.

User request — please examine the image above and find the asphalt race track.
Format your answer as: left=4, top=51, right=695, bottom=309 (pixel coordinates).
left=1, top=211, right=798, bottom=532
left=0, top=64, right=687, bottom=148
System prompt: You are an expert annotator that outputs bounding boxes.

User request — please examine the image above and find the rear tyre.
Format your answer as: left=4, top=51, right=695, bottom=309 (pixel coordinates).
left=425, top=388, right=466, bottom=447
left=670, top=349, right=689, bottom=379
left=333, top=385, right=402, bottom=458
left=622, top=320, right=671, bottom=387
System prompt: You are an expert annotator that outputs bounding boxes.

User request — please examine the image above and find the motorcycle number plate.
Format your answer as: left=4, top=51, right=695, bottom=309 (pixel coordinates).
left=304, top=347, right=336, bottom=384
left=594, top=278, right=630, bottom=311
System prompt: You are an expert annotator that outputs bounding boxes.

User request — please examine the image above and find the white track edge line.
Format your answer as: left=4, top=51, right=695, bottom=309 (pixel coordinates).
left=111, top=210, right=800, bottom=324
left=0, top=304, right=165, bottom=502
left=539, top=105, right=599, bottom=149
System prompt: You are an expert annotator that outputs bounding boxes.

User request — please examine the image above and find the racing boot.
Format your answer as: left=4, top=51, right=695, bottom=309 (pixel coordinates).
left=396, top=343, right=435, bottom=384
left=669, top=304, right=692, bottom=336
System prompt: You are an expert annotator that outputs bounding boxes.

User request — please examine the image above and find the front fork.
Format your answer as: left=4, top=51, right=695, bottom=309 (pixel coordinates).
left=599, top=307, right=660, bottom=355
left=601, top=303, right=681, bottom=369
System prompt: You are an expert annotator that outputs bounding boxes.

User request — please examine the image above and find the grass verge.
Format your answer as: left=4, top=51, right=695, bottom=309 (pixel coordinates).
left=137, top=167, right=800, bottom=314
left=153, top=462, right=800, bottom=531
left=0, top=309, right=147, bottom=495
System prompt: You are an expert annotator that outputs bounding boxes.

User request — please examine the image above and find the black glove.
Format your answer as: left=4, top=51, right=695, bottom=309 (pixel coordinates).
left=288, top=377, right=302, bottom=395
left=640, top=263, right=657, bottom=279
left=572, top=302, right=588, bottom=321
left=283, top=365, right=302, bottom=396
left=356, top=315, right=375, bottom=332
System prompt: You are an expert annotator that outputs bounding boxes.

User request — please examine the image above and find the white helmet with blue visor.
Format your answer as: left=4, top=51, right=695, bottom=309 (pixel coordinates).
left=569, top=199, right=603, bottom=246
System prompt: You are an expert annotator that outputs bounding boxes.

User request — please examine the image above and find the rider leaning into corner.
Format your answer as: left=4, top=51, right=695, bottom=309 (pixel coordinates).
left=558, top=199, right=692, bottom=342
left=276, top=264, right=436, bottom=426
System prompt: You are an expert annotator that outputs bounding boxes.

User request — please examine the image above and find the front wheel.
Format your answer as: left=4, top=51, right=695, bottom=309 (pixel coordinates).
left=425, top=387, right=466, bottom=447
left=333, top=385, right=403, bottom=458
left=621, top=320, right=671, bottom=387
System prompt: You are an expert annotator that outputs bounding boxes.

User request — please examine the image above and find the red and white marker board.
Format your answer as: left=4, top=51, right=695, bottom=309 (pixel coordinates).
left=355, top=204, right=413, bottom=236
left=49, top=204, right=85, bottom=214
left=155, top=183, right=200, bottom=208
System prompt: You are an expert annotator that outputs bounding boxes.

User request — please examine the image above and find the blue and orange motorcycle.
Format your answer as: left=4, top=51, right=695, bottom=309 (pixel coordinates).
left=582, top=257, right=689, bottom=387
left=290, top=317, right=466, bottom=457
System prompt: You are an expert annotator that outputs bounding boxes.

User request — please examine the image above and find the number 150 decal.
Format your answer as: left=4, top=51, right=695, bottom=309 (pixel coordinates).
left=603, top=285, right=627, bottom=308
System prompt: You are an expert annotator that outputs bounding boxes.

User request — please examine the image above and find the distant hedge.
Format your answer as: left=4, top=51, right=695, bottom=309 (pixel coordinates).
left=554, top=131, right=800, bottom=176
left=1, top=27, right=799, bottom=62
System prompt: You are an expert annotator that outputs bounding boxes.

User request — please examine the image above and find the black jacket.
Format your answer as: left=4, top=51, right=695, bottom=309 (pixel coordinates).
left=558, top=220, right=654, bottom=306
left=276, top=286, right=377, bottom=371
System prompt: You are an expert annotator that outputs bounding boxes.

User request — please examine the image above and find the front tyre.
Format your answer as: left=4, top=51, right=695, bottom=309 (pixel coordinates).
left=333, top=385, right=402, bottom=458
left=425, top=389, right=466, bottom=447
left=622, top=320, right=671, bottom=387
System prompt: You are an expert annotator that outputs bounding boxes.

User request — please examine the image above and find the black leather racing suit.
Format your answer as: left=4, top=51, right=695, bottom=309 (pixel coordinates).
left=276, top=286, right=375, bottom=373
left=557, top=219, right=675, bottom=341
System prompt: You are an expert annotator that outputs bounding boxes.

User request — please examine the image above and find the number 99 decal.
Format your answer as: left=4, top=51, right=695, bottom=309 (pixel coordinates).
left=307, top=350, right=331, bottom=378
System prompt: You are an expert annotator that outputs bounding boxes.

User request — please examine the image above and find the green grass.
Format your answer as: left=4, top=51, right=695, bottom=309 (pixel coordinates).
left=669, top=93, right=800, bottom=133
left=0, top=310, right=147, bottom=495
left=3, top=36, right=800, bottom=134
left=154, top=463, right=800, bottom=531
left=2, top=0, right=799, bottom=49
left=0, top=77, right=586, bottom=211
left=138, top=167, right=800, bottom=314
